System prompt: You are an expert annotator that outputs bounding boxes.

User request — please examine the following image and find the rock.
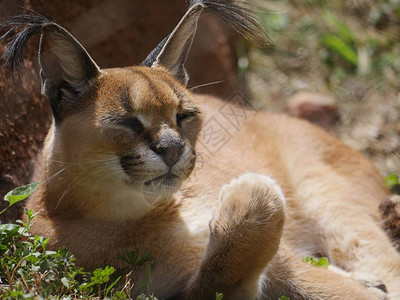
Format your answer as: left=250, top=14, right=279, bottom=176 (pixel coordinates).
left=287, top=92, right=340, bottom=131
left=380, top=195, right=400, bottom=250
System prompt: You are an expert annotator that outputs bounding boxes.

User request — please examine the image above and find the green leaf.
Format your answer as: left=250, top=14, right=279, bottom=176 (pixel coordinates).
left=105, top=275, right=121, bottom=298
left=61, top=277, right=70, bottom=288
left=8, top=290, right=24, bottom=297
left=137, top=252, right=153, bottom=266
left=303, top=255, right=316, bottom=264
left=216, top=292, right=224, bottom=300
left=316, top=257, right=330, bottom=267
left=90, top=266, right=115, bottom=285
left=323, top=12, right=353, bottom=43
left=25, top=254, right=41, bottom=264
left=4, top=182, right=40, bottom=205
left=0, top=223, right=20, bottom=232
left=118, top=250, right=153, bottom=267
left=80, top=281, right=96, bottom=290
left=302, top=256, right=330, bottom=268
left=113, top=291, right=128, bottom=299
left=384, top=174, right=399, bottom=186
left=322, top=34, right=358, bottom=66
left=278, top=296, right=290, bottom=300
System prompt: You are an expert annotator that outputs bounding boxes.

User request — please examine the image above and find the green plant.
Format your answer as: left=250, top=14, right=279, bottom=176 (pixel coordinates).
left=320, top=12, right=358, bottom=71
left=117, top=250, right=154, bottom=296
left=0, top=183, right=157, bottom=299
left=384, top=174, right=400, bottom=195
left=302, top=256, right=330, bottom=268
left=1, top=182, right=39, bottom=215
left=0, top=184, right=233, bottom=299
left=384, top=174, right=399, bottom=186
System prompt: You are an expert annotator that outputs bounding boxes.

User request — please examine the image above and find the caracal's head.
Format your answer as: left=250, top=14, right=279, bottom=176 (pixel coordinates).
left=2, top=2, right=264, bottom=220
left=60, top=65, right=202, bottom=203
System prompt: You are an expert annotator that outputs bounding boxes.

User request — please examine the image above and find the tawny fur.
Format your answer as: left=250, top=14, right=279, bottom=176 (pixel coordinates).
left=3, top=4, right=399, bottom=299
left=25, top=66, right=400, bottom=299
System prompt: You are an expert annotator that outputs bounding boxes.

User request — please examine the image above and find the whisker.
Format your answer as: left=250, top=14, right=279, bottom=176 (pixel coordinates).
left=55, top=162, right=116, bottom=209
left=142, top=190, right=157, bottom=195
left=93, top=171, right=119, bottom=192
left=42, top=167, right=67, bottom=185
left=49, top=157, right=119, bottom=165
left=197, top=151, right=242, bottom=164
left=189, top=79, right=226, bottom=91
left=49, top=160, right=109, bottom=165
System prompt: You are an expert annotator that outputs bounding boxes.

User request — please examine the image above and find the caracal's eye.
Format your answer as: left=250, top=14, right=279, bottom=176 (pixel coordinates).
left=176, top=110, right=199, bottom=126
left=118, top=117, right=144, bottom=132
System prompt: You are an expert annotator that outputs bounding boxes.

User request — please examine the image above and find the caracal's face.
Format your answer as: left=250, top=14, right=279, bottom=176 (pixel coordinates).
left=53, top=66, right=202, bottom=203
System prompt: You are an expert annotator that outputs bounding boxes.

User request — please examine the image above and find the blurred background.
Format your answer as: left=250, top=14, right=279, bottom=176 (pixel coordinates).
left=0, top=0, right=399, bottom=221
left=246, top=0, right=400, bottom=177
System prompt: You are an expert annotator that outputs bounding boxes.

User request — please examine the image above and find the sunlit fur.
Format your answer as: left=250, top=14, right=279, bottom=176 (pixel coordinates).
left=3, top=4, right=400, bottom=300
left=33, top=66, right=201, bottom=221
left=24, top=67, right=400, bottom=299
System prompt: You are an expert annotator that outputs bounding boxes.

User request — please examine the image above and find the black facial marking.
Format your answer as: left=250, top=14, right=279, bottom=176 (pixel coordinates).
left=177, top=109, right=200, bottom=125
left=120, top=155, right=142, bottom=173
left=118, top=117, right=144, bottom=133
left=166, top=80, right=186, bottom=101
left=120, top=88, right=133, bottom=113
left=135, top=70, right=162, bottom=100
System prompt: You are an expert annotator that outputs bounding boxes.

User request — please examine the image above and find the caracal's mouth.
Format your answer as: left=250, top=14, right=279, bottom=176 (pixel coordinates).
left=144, top=172, right=179, bottom=186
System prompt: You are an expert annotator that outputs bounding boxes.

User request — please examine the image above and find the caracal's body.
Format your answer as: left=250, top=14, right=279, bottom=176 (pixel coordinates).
left=2, top=1, right=400, bottom=299
left=27, top=89, right=400, bottom=299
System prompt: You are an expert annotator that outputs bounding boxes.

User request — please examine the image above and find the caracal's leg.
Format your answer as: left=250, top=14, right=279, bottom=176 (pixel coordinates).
left=292, top=175, right=400, bottom=298
left=261, top=244, right=386, bottom=300
left=182, top=172, right=384, bottom=300
left=183, top=173, right=285, bottom=300
left=322, top=205, right=400, bottom=298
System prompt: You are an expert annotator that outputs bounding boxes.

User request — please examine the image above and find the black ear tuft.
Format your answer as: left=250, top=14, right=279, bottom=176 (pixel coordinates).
left=189, top=0, right=268, bottom=45
left=1, top=13, right=100, bottom=120
left=144, top=4, right=204, bottom=85
left=0, top=14, right=52, bottom=77
left=141, top=36, right=169, bottom=68
left=142, top=0, right=268, bottom=85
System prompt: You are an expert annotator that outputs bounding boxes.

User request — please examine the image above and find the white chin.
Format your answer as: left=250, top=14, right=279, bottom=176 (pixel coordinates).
left=141, top=177, right=183, bottom=202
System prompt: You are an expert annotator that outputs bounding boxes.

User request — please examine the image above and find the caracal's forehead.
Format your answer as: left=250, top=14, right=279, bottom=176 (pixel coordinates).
left=95, top=66, right=191, bottom=120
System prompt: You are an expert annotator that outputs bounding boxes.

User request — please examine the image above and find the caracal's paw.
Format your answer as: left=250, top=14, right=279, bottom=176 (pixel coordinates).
left=218, top=172, right=285, bottom=220
left=219, top=172, right=285, bottom=205
left=211, top=172, right=285, bottom=247
left=206, top=173, right=286, bottom=285
left=355, top=274, right=387, bottom=293
left=331, top=268, right=389, bottom=300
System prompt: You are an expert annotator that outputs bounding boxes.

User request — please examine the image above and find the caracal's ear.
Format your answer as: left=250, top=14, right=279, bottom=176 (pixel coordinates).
left=145, top=4, right=204, bottom=85
left=142, top=0, right=268, bottom=86
left=1, top=14, right=100, bottom=120
left=38, top=25, right=100, bottom=114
